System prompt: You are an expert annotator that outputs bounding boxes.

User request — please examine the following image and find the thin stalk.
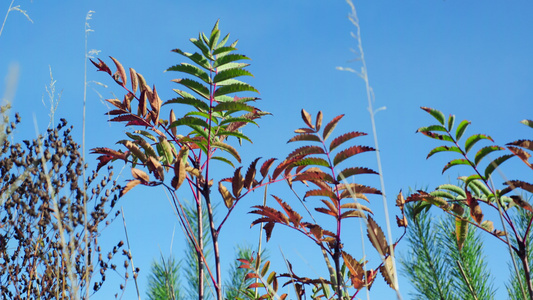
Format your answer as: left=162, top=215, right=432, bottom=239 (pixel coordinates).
left=456, top=260, right=479, bottom=300
left=343, top=1, right=401, bottom=296
left=195, top=176, right=205, bottom=300
left=121, top=209, right=141, bottom=300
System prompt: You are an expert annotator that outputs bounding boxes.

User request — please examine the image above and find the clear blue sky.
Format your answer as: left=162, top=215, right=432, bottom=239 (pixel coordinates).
left=2, top=0, right=533, bottom=299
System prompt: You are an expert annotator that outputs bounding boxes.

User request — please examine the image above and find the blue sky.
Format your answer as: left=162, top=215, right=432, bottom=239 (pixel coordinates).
left=2, top=0, right=533, bottom=299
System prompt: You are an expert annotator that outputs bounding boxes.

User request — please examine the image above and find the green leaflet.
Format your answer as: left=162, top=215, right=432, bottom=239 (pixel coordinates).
left=133, top=130, right=157, bottom=142
left=219, top=117, right=258, bottom=127
left=464, top=175, right=483, bottom=190
left=190, top=37, right=213, bottom=61
left=427, top=146, right=462, bottom=159
left=455, top=120, right=470, bottom=141
left=172, top=78, right=210, bottom=100
left=442, top=159, right=471, bottom=174
left=214, top=83, right=258, bottom=97
left=216, top=130, right=252, bottom=143
left=520, top=119, right=533, bottom=129
left=169, top=117, right=209, bottom=130
left=484, top=154, right=514, bottom=179
left=474, top=145, right=504, bottom=166
left=436, top=184, right=466, bottom=198
left=213, top=54, right=250, bottom=69
left=211, top=156, right=235, bottom=168
left=164, top=96, right=209, bottom=112
left=447, top=114, right=455, bottom=131
left=417, top=125, right=447, bottom=133
left=212, top=102, right=256, bottom=113
left=213, top=68, right=253, bottom=84
left=429, top=190, right=456, bottom=200
left=167, top=63, right=211, bottom=84
left=171, top=49, right=212, bottom=71
left=214, top=32, right=230, bottom=50
left=464, top=134, right=493, bottom=154
left=212, top=46, right=236, bottom=57
left=419, top=131, right=454, bottom=142
left=421, top=106, right=446, bottom=125
left=212, top=141, right=241, bottom=163
left=184, top=111, right=219, bottom=125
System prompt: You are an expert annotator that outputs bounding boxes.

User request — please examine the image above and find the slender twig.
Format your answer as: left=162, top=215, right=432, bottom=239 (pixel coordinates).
left=120, top=209, right=141, bottom=300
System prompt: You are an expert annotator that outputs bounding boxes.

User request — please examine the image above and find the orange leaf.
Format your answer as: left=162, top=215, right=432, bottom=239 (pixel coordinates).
left=110, top=56, right=127, bottom=86
left=260, top=158, right=277, bottom=179
left=232, top=167, right=244, bottom=197
left=219, top=182, right=235, bottom=208
left=172, top=159, right=187, bottom=190
left=367, top=216, right=389, bottom=256
left=244, top=158, right=260, bottom=189
left=120, top=180, right=141, bottom=197
left=131, top=168, right=149, bottom=182
left=466, top=191, right=483, bottom=224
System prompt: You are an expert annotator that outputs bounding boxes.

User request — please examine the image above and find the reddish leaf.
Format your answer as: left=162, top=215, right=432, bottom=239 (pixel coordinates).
left=340, top=202, right=373, bottom=214
left=336, top=167, right=378, bottom=182
left=507, top=139, right=533, bottom=152
left=337, top=183, right=381, bottom=196
left=511, top=195, right=533, bottom=213
left=342, top=251, right=365, bottom=290
left=315, top=111, right=323, bottom=131
left=379, top=255, right=396, bottom=289
left=95, top=155, right=113, bottom=172
left=293, top=169, right=335, bottom=184
left=287, top=133, right=321, bottom=143
left=333, top=145, right=374, bottom=166
left=106, top=98, right=124, bottom=110
left=272, top=195, right=302, bottom=227
left=90, top=58, right=112, bottom=75
left=315, top=207, right=336, bottom=217
left=367, top=215, right=389, bottom=256
left=232, top=167, right=244, bottom=197
left=301, top=109, right=314, bottom=129
left=329, top=131, right=367, bottom=152
left=219, top=182, right=235, bottom=208
left=244, top=157, right=260, bottom=189
left=250, top=206, right=289, bottom=225
left=340, top=210, right=365, bottom=219
left=109, top=114, right=147, bottom=125
left=304, top=188, right=336, bottom=201
left=466, top=191, right=483, bottom=224
left=130, top=67, right=138, bottom=93
left=287, top=145, right=325, bottom=159
left=305, top=223, right=324, bottom=240
left=322, top=114, right=344, bottom=141
left=320, top=199, right=338, bottom=216
left=260, top=158, right=277, bottom=179
left=110, top=56, right=127, bottom=86
left=505, top=180, right=533, bottom=194
left=147, top=156, right=164, bottom=181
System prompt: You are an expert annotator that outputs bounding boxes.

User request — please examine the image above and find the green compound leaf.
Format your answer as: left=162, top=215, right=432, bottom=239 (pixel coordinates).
left=474, top=145, right=504, bottom=166
left=464, top=134, right=493, bottom=154
left=421, top=107, right=445, bottom=125
left=442, top=158, right=471, bottom=174
left=214, top=83, right=258, bottom=97
left=427, top=145, right=462, bottom=159
left=484, top=154, right=514, bottom=179
left=167, top=63, right=211, bottom=84
left=455, top=120, right=471, bottom=141
left=172, top=78, right=210, bottom=100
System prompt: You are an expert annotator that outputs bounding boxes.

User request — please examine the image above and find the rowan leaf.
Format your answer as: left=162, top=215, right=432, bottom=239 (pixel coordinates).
left=447, top=114, right=455, bottom=131
left=465, top=134, right=493, bottom=154
left=287, top=134, right=321, bottom=143
left=333, top=146, right=374, bottom=166
left=511, top=195, right=533, bottom=213
left=481, top=220, right=494, bottom=232
left=260, top=158, right=277, bottom=179
left=505, top=180, right=533, bottom=194
left=322, top=114, right=344, bottom=141
left=367, top=215, right=389, bottom=256
left=421, top=106, right=445, bottom=125
left=336, top=167, right=378, bottom=181
left=167, top=63, right=211, bottom=84
left=455, top=120, right=471, bottom=141
left=329, top=131, right=367, bottom=152
left=165, top=96, right=210, bottom=112
left=484, top=154, right=513, bottom=179
left=315, top=207, right=337, bottom=217
left=214, top=82, right=258, bottom=97
left=213, top=101, right=256, bottom=113
left=418, top=131, right=454, bottom=142
left=380, top=255, right=396, bottom=289
left=416, top=125, right=447, bottom=133
left=219, top=182, right=235, bottom=208
left=243, top=158, right=260, bottom=189
left=427, top=145, right=462, bottom=159
left=272, top=195, right=302, bottom=227
left=287, top=145, right=325, bottom=159
left=304, top=188, right=336, bottom=200
left=110, top=56, right=127, bottom=86
left=315, top=111, right=323, bottom=131
left=212, top=141, right=241, bottom=163
left=120, top=180, right=141, bottom=197
left=232, top=167, right=244, bottom=198
left=456, top=217, right=468, bottom=251
left=340, top=202, right=373, bottom=214
left=171, top=49, right=212, bottom=70
left=172, top=159, right=187, bottom=190
left=301, top=109, right=314, bottom=129
left=340, top=210, right=365, bottom=219
left=90, top=58, right=112, bottom=75
left=213, top=53, right=250, bottom=68
left=436, top=184, right=466, bottom=198
left=466, top=191, right=483, bottom=224
left=341, top=251, right=365, bottom=289
left=213, top=68, right=253, bottom=84
left=520, top=119, right=533, bottom=129
left=172, top=78, right=210, bottom=100
left=442, top=159, right=471, bottom=174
